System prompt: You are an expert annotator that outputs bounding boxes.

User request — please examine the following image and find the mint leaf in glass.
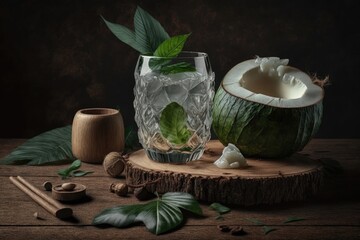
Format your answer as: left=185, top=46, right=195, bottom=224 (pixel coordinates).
left=159, top=102, right=192, bottom=145
left=160, top=62, right=196, bottom=74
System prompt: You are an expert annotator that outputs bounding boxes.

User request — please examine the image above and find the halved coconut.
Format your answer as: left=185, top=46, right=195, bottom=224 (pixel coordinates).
left=212, top=57, right=324, bottom=158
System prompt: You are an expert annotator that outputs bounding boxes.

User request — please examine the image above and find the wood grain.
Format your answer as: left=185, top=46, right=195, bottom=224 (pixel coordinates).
left=0, top=139, right=360, bottom=240
left=126, top=140, right=323, bottom=205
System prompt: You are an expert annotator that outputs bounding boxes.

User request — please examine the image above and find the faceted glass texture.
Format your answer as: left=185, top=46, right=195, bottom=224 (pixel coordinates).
left=134, top=52, right=215, bottom=163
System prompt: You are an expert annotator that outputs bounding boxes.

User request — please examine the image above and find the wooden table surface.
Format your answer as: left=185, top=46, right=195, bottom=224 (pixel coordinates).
left=0, top=139, right=359, bottom=240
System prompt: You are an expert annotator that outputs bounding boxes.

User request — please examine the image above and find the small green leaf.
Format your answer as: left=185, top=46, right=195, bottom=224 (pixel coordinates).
left=244, top=218, right=265, bottom=226
left=93, top=192, right=202, bottom=235
left=0, top=126, right=75, bottom=165
left=72, top=170, right=94, bottom=177
left=154, top=34, right=190, bottom=58
left=283, top=217, right=306, bottom=224
left=263, top=226, right=277, bottom=235
left=134, top=6, right=170, bottom=53
left=160, top=62, right=196, bottom=75
left=209, top=203, right=231, bottom=215
left=101, top=16, right=148, bottom=54
left=160, top=102, right=192, bottom=145
left=148, top=58, right=172, bottom=71
left=57, top=159, right=81, bottom=178
left=215, top=215, right=224, bottom=220
left=68, top=159, right=81, bottom=171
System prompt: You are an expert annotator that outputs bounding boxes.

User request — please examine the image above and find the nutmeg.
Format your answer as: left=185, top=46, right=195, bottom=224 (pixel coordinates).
left=103, top=152, right=125, bottom=178
left=110, top=183, right=128, bottom=197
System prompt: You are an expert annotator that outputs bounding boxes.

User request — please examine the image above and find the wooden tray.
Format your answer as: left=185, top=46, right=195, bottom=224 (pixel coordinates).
left=126, top=140, right=323, bottom=206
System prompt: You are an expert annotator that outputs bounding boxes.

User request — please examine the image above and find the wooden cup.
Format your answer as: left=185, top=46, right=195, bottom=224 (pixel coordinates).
left=72, top=108, right=124, bottom=164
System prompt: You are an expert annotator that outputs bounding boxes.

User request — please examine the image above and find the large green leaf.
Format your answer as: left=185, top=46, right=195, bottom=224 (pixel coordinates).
left=93, top=192, right=202, bottom=235
left=154, top=34, right=190, bottom=57
left=160, top=102, right=192, bottom=145
left=162, top=192, right=203, bottom=215
left=134, top=6, right=170, bottom=53
left=101, top=15, right=148, bottom=54
left=0, top=125, right=75, bottom=165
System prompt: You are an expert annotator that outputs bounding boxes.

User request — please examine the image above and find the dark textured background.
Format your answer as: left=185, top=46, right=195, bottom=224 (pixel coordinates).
left=1, top=0, right=359, bottom=138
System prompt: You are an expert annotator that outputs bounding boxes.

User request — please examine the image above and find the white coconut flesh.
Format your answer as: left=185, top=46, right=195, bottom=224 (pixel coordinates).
left=222, top=57, right=323, bottom=108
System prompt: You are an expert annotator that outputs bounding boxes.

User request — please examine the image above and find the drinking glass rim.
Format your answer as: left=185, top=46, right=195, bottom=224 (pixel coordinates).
left=139, top=51, right=208, bottom=59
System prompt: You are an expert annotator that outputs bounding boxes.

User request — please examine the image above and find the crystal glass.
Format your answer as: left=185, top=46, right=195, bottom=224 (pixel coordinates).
left=134, top=51, right=215, bottom=163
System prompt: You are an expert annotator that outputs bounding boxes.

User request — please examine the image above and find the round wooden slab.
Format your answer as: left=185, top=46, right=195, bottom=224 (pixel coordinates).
left=126, top=140, right=323, bottom=206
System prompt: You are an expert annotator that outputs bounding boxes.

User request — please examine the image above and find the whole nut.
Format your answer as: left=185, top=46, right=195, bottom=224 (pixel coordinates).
left=61, top=182, right=76, bottom=191
left=42, top=181, right=52, bottom=191
left=103, top=152, right=125, bottom=178
left=110, top=183, right=128, bottom=197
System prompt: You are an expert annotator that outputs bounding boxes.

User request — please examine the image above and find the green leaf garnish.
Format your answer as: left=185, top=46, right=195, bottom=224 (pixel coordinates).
left=160, top=62, right=196, bottom=75
left=0, top=126, right=75, bottom=165
left=154, top=34, right=190, bottom=57
left=160, top=102, right=192, bottom=145
left=283, top=217, right=306, bottom=224
left=102, top=6, right=194, bottom=75
left=101, top=16, right=147, bottom=54
left=209, top=203, right=231, bottom=214
left=263, top=226, right=277, bottom=235
left=101, top=6, right=170, bottom=54
left=93, top=192, right=202, bottom=235
left=134, top=6, right=170, bottom=53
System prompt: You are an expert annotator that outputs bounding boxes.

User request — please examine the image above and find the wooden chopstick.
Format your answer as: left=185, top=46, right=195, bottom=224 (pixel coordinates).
left=9, top=176, right=73, bottom=219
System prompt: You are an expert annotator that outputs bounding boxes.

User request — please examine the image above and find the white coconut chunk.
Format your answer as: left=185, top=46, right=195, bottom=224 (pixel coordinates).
left=214, top=143, right=248, bottom=169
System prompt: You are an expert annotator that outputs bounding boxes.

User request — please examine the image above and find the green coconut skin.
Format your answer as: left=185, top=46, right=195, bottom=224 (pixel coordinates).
left=212, top=84, right=323, bottom=158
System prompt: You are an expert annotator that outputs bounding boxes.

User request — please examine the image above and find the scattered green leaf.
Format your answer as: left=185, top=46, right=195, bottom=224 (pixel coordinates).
left=57, top=159, right=81, bottom=179
left=93, top=192, right=202, bottom=235
left=57, top=160, right=93, bottom=179
left=263, top=226, right=277, bottom=235
left=243, top=218, right=266, bottom=226
left=209, top=203, right=231, bottom=215
left=72, top=170, right=94, bottom=177
left=215, top=215, right=224, bottom=220
left=0, top=126, right=75, bottom=165
left=160, top=102, right=192, bottom=145
left=283, top=217, right=306, bottom=224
